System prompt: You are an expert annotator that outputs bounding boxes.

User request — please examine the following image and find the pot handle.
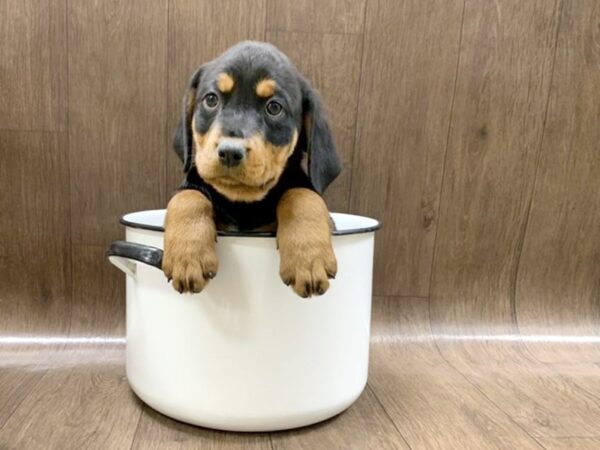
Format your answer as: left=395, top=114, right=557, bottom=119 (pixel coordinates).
left=106, top=241, right=163, bottom=278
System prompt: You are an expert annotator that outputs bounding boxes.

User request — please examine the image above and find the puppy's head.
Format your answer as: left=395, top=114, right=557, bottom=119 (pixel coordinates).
left=174, top=41, right=341, bottom=202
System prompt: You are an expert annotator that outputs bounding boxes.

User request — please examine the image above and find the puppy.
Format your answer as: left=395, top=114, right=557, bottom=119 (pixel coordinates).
left=162, top=41, right=341, bottom=298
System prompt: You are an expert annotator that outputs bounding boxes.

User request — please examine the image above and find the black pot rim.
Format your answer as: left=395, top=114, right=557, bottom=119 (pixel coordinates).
left=120, top=210, right=381, bottom=237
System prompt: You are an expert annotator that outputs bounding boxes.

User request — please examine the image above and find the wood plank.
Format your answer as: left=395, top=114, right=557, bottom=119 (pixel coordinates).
left=515, top=0, right=600, bottom=363
left=437, top=341, right=600, bottom=438
left=0, top=363, right=140, bottom=449
left=68, top=0, right=168, bottom=245
left=349, top=0, right=464, bottom=296
left=271, top=385, right=409, bottom=449
left=429, top=0, right=561, bottom=333
left=0, top=369, right=45, bottom=430
left=70, top=245, right=125, bottom=337
left=130, top=405, right=270, bottom=450
left=267, top=0, right=366, bottom=34
left=537, top=437, right=600, bottom=450
left=0, top=131, right=71, bottom=336
left=166, top=0, right=266, bottom=194
left=0, top=0, right=67, bottom=130
left=370, top=297, right=542, bottom=449
left=538, top=363, right=600, bottom=411
left=267, top=31, right=363, bottom=212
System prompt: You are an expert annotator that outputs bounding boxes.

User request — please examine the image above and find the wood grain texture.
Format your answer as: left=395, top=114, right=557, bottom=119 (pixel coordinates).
left=267, top=0, right=366, bottom=34
left=537, top=437, right=600, bottom=450
left=4, top=300, right=600, bottom=447
left=426, top=1, right=600, bottom=438
left=68, top=0, right=168, bottom=245
left=0, top=369, right=45, bottom=430
left=130, top=405, right=270, bottom=450
left=271, top=385, right=410, bottom=449
left=166, top=0, right=266, bottom=195
left=515, top=0, right=600, bottom=362
left=370, top=297, right=542, bottom=449
left=0, top=0, right=67, bottom=130
left=267, top=31, right=363, bottom=212
left=0, top=365, right=140, bottom=449
left=3, top=0, right=600, bottom=447
left=437, top=341, right=600, bottom=438
left=69, top=245, right=125, bottom=337
left=349, top=0, right=464, bottom=296
left=430, top=0, right=562, bottom=332
left=0, top=131, right=71, bottom=336
left=537, top=362, right=600, bottom=424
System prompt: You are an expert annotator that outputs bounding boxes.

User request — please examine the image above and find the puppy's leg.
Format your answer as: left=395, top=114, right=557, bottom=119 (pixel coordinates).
left=162, top=190, right=218, bottom=294
left=276, top=188, right=337, bottom=297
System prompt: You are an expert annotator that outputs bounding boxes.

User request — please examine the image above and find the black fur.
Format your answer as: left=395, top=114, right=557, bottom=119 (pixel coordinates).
left=173, top=41, right=341, bottom=230
left=300, top=81, right=342, bottom=194
left=174, top=66, right=203, bottom=172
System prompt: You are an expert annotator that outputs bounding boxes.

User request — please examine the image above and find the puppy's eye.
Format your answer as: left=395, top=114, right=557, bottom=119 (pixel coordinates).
left=265, top=100, right=283, bottom=117
left=202, top=93, right=219, bottom=110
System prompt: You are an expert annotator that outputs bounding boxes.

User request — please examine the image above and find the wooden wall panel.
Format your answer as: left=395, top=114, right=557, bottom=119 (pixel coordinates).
left=0, top=0, right=67, bottom=130
left=349, top=0, right=464, bottom=296
left=267, top=30, right=363, bottom=212
left=515, top=0, right=600, bottom=362
left=70, top=245, right=125, bottom=337
left=68, top=0, right=168, bottom=245
left=429, top=0, right=561, bottom=334
left=166, top=0, right=267, bottom=195
left=1, top=0, right=599, bottom=364
left=0, top=131, right=71, bottom=336
left=267, top=0, right=366, bottom=34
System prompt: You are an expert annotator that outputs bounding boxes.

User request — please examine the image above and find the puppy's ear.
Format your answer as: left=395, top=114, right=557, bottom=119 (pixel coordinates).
left=173, top=65, right=204, bottom=173
left=299, top=80, right=342, bottom=194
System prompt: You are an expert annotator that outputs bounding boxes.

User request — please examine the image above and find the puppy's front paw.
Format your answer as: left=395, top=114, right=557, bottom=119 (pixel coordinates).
left=279, top=239, right=337, bottom=298
left=162, top=241, right=218, bottom=294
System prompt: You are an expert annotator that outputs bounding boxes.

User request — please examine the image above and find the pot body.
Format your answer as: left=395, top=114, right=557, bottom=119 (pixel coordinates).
left=119, top=213, right=376, bottom=432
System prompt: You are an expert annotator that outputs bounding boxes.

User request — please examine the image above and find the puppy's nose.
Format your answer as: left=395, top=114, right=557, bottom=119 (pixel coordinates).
left=217, top=143, right=245, bottom=167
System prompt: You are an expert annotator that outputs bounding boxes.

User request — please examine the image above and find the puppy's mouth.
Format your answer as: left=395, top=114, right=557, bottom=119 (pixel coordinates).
left=201, top=170, right=280, bottom=202
left=217, top=174, right=277, bottom=189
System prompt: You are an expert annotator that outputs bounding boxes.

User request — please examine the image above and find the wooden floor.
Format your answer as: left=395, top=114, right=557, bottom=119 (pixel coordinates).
left=1, top=297, right=600, bottom=450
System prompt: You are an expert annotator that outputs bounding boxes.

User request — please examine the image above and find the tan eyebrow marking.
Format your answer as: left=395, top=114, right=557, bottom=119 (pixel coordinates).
left=256, top=79, right=276, bottom=98
left=216, top=73, right=235, bottom=93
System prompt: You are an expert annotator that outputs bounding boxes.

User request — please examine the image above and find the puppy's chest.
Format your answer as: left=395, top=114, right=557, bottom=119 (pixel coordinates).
left=213, top=196, right=278, bottom=232
left=180, top=164, right=312, bottom=232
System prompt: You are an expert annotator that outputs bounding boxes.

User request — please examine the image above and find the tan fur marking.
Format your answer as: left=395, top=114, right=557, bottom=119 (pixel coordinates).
left=276, top=188, right=337, bottom=297
left=193, top=124, right=298, bottom=202
left=217, top=73, right=235, bottom=93
left=162, top=190, right=219, bottom=294
left=192, top=115, right=208, bottom=148
left=256, top=79, right=276, bottom=98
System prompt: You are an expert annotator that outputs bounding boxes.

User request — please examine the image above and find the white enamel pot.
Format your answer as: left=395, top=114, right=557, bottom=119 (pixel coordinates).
left=107, top=210, right=380, bottom=432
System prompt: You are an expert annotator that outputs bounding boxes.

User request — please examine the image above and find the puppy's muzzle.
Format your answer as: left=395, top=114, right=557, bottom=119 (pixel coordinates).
left=217, top=141, right=246, bottom=168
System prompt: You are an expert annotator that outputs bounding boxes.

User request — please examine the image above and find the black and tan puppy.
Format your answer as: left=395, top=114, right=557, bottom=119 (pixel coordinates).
left=163, top=41, right=341, bottom=298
